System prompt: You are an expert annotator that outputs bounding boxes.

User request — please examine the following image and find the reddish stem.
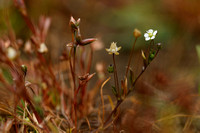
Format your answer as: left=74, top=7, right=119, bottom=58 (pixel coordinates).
left=125, top=38, right=137, bottom=78
left=112, top=54, right=120, bottom=97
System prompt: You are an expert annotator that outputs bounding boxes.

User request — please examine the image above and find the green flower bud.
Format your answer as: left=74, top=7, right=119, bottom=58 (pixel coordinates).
left=21, top=65, right=27, bottom=76
left=148, top=51, right=155, bottom=62
left=149, top=53, right=155, bottom=60
left=107, top=64, right=114, bottom=73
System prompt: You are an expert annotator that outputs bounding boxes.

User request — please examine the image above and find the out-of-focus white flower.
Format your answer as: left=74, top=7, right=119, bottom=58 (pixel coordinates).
left=105, top=42, right=121, bottom=55
left=7, top=47, right=17, bottom=60
left=96, top=62, right=105, bottom=79
left=38, top=43, right=48, bottom=53
left=91, top=38, right=103, bottom=51
left=96, top=62, right=104, bottom=72
left=24, top=40, right=33, bottom=53
left=144, top=29, right=157, bottom=41
left=4, top=40, right=10, bottom=48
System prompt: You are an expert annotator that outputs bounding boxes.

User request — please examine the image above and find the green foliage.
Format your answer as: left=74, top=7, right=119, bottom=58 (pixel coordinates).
left=17, top=99, right=26, bottom=116
left=35, top=105, right=44, bottom=118
left=2, top=68, right=13, bottom=84
left=196, top=44, right=200, bottom=62
left=129, top=69, right=135, bottom=87
left=111, top=86, right=117, bottom=97
left=101, top=2, right=175, bottom=49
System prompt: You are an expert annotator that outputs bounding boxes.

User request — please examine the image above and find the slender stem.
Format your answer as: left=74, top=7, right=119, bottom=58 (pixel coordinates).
left=103, top=67, right=145, bottom=126
left=126, top=67, right=146, bottom=95
left=69, top=48, right=75, bottom=120
left=73, top=47, right=76, bottom=90
left=73, top=46, right=77, bottom=133
left=87, top=47, right=93, bottom=73
left=103, top=100, right=122, bottom=126
left=112, top=54, right=120, bottom=97
left=69, top=30, right=77, bottom=132
left=146, top=40, right=153, bottom=58
left=125, top=38, right=137, bottom=78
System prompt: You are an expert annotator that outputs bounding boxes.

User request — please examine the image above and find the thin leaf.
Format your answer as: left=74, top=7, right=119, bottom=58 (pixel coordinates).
left=100, top=77, right=111, bottom=126
left=107, top=95, right=114, bottom=110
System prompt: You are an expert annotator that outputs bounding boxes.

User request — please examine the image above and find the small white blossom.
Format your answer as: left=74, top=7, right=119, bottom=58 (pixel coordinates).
left=38, top=43, right=48, bottom=53
left=105, top=42, right=121, bottom=55
left=144, top=29, right=157, bottom=41
left=7, top=47, right=17, bottom=60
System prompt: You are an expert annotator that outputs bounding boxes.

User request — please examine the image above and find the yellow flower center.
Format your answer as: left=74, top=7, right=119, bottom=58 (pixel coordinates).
left=148, top=32, right=153, bottom=37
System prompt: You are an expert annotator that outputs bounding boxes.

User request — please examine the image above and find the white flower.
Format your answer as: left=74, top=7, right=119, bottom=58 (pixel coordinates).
left=7, top=47, right=17, bottom=60
left=105, top=42, right=121, bottom=55
left=38, top=43, right=48, bottom=53
left=91, top=38, right=104, bottom=51
left=144, top=29, right=157, bottom=41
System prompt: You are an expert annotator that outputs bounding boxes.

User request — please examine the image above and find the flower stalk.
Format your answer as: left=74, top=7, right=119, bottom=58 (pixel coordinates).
left=106, top=42, right=121, bottom=98
left=125, top=37, right=137, bottom=78
left=112, top=54, right=120, bottom=98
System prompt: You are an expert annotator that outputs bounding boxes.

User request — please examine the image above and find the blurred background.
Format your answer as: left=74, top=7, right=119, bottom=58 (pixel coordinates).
left=1, top=0, right=200, bottom=132
left=0, top=0, right=200, bottom=67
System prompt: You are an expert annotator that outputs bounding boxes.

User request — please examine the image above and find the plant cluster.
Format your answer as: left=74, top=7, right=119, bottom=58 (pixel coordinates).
left=0, top=0, right=162, bottom=132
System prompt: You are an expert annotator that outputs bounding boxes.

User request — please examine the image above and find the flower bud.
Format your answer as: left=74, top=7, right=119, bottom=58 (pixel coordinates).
left=157, top=43, right=162, bottom=50
left=69, top=16, right=77, bottom=30
left=79, top=38, right=97, bottom=46
left=141, top=50, right=146, bottom=60
left=76, top=18, right=81, bottom=26
left=69, top=16, right=80, bottom=30
left=133, top=28, right=141, bottom=38
left=148, top=51, right=156, bottom=62
left=107, top=64, right=114, bottom=73
left=21, top=64, right=27, bottom=76
left=149, top=53, right=155, bottom=61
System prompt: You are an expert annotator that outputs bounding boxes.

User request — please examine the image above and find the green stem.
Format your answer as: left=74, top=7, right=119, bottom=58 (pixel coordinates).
left=146, top=40, right=153, bottom=58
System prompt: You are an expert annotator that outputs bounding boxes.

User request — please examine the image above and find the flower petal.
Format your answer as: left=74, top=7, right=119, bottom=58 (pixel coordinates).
left=115, top=52, right=119, bottom=55
left=153, top=30, right=157, bottom=36
left=105, top=48, right=110, bottom=52
left=147, top=29, right=153, bottom=33
left=145, top=37, right=150, bottom=41
left=151, top=36, right=155, bottom=40
left=110, top=42, right=117, bottom=49
left=38, top=43, right=48, bottom=53
left=144, top=33, right=149, bottom=38
left=117, top=46, right=121, bottom=51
